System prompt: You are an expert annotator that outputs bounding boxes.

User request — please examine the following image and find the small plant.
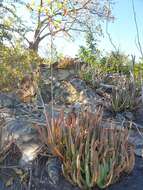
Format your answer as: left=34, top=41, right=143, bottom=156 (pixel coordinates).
left=108, top=76, right=142, bottom=113
left=36, top=108, right=135, bottom=189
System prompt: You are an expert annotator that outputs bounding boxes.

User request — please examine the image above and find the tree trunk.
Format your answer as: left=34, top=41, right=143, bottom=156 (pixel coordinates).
left=29, top=41, right=39, bottom=52
left=29, top=36, right=41, bottom=52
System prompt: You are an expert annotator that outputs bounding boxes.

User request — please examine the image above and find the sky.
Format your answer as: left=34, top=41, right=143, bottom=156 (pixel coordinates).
left=54, top=0, right=143, bottom=59
left=5, top=0, right=143, bottom=59
left=98, top=0, right=143, bottom=58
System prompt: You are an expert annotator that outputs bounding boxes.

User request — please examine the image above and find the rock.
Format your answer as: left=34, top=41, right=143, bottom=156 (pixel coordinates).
left=124, top=111, right=135, bottom=121
left=39, top=70, right=100, bottom=109
left=132, top=122, right=143, bottom=132
left=41, top=68, right=73, bottom=82
left=20, top=142, right=40, bottom=164
left=129, top=130, right=143, bottom=157
left=54, top=81, right=61, bottom=87
left=52, top=81, right=80, bottom=105
left=96, top=88, right=105, bottom=96
left=3, top=116, right=41, bottom=164
left=0, top=108, right=14, bottom=119
left=5, top=118, right=40, bottom=150
left=73, top=102, right=82, bottom=112
left=134, top=108, right=143, bottom=125
left=115, top=113, right=125, bottom=123
left=6, top=118, right=36, bottom=134
left=0, top=93, right=20, bottom=108
left=56, top=69, right=72, bottom=80
left=80, top=89, right=95, bottom=99
left=134, top=147, right=143, bottom=157
left=40, top=83, right=51, bottom=104
left=46, top=158, right=61, bottom=185
left=70, top=78, right=87, bottom=92
left=99, top=83, right=115, bottom=93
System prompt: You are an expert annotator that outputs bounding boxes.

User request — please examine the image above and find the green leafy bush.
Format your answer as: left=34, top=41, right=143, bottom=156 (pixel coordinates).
left=100, top=51, right=130, bottom=75
left=0, top=44, right=43, bottom=92
left=132, top=60, right=143, bottom=81
left=79, top=47, right=98, bottom=66
left=36, top=109, right=135, bottom=189
left=79, top=50, right=132, bottom=88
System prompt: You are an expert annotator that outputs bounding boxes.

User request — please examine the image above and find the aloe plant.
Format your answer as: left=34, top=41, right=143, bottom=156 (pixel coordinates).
left=108, top=76, right=141, bottom=112
left=36, top=108, right=135, bottom=189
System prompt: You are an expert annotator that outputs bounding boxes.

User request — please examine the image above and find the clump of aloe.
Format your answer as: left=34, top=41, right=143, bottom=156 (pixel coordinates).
left=108, top=75, right=141, bottom=113
left=36, top=108, right=135, bottom=189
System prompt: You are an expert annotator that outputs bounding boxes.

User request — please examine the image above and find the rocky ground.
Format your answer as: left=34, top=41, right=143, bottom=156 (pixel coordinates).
left=0, top=66, right=143, bottom=190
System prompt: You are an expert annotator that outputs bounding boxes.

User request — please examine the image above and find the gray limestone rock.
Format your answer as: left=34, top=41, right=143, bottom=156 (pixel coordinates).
left=46, top=158, right=61, bottom=185
left=0, top=93, right=20, bottom=108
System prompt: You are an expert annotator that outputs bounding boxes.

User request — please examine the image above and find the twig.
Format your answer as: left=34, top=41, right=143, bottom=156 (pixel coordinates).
left=0, top=165, right=20, bottom=169
left=106, top=0, right=118, bottom=52
left=132, top=121, right=143, bottom=139
left=28, top=167, right=32, bottom=190
left=131, top=0, right=143, bottom=103
left=131, top=0, right=143, bottom=58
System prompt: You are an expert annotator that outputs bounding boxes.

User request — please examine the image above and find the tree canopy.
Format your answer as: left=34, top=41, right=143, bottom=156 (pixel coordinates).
left=0, top=0, right=114, bottom=52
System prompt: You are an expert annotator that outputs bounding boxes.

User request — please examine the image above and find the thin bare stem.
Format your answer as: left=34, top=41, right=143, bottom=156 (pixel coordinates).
left=106, top=0, right=118, bottom=52
left=131, top=0, right=143, bottom=58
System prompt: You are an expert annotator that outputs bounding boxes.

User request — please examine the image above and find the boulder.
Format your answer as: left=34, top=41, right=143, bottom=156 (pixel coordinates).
left=0, top=93, right=20, bottom=108
left=129, top=130, right=143, bottom=157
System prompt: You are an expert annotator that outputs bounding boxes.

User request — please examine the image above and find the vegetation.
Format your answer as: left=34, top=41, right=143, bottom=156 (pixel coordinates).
left=78, top=34, right=143, bottom=113
left=1, top=0, right=143, bottom=189
left=107, top=76, right=142, bottom=113
left=0, top=44, right=43, bottom=92
left=0, top=0, right=113, bottom=51
left=36, top=108, right=135, bottom=189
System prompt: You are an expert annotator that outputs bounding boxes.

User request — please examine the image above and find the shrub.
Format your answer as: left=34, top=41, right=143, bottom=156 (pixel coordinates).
left=0, top=44, right=43, bottom=92
left=79, top=46, right=97, bottom=66
left=36, top=108, right=135, bottom=189
left=78, top=29, right=100, bottom=67
left=79, top=64, right=106, bottom=88
left=79, top=51, right=131, bottom=89
left=132, top=61, right=143, bottom=81
left=100, top=52, right=130, bottom=75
